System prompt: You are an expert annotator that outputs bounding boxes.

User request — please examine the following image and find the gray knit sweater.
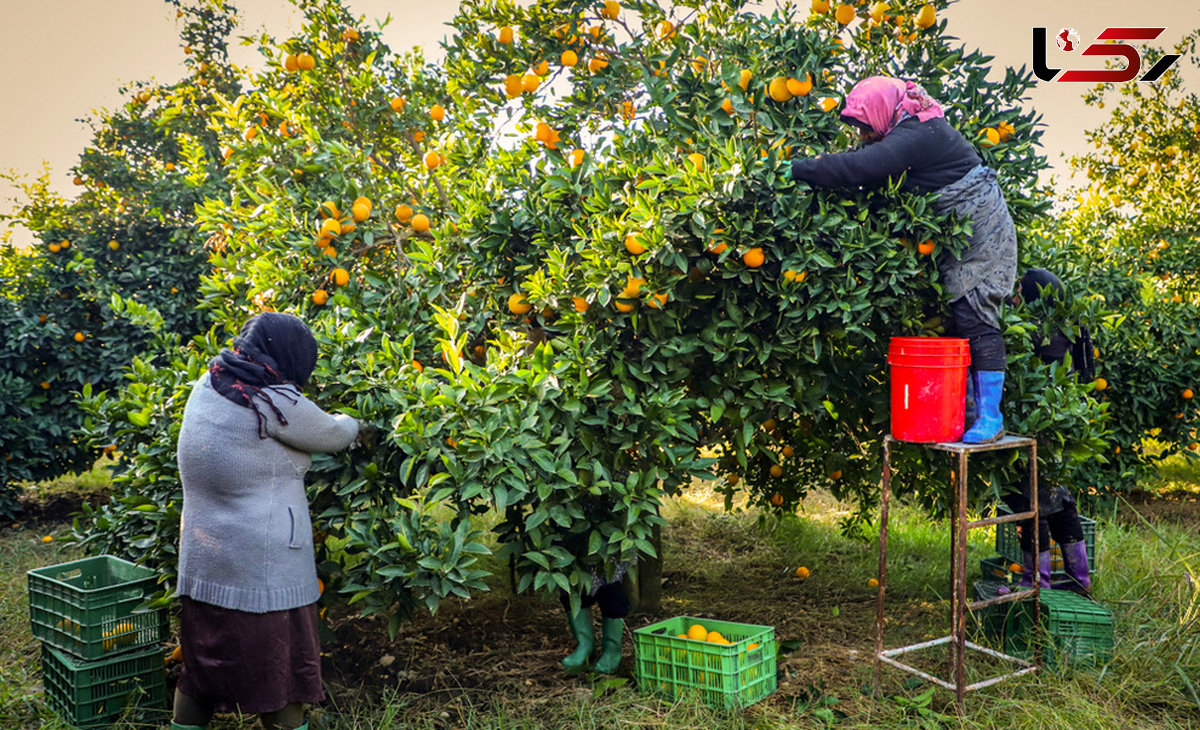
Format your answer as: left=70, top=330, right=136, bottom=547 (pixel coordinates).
left=176, top=372, right=359, bottom=613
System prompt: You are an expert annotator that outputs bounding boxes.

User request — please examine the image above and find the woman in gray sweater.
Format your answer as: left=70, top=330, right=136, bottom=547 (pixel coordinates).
left=172, top=312, right=359, bottom=730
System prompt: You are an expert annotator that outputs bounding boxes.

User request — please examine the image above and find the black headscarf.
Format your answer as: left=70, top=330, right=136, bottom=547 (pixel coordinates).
left=1018, top=268, right=1065, bottom=304
left=208, top=312, right=319, bottom=438
left=1016, top=268, right=1094, bottom=381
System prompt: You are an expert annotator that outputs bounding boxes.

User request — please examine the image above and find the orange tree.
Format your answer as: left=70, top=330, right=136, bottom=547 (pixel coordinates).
left=1031, top=28, right=1200, bottom=494
left=76, top=0, right=1107, bottom=624
left=0, top=3, right=235, bottom=515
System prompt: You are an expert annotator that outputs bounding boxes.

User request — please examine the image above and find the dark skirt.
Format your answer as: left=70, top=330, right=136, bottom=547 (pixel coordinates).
left=178, top=596, right=324, bottom=714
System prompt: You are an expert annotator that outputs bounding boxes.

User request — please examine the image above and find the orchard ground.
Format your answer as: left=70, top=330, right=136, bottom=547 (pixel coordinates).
left=3, top=456, right=1198, bottom=729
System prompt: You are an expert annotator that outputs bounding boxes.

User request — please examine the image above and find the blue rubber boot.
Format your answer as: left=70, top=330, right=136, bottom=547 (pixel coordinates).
left=961, top=371, right=1005, bottom=444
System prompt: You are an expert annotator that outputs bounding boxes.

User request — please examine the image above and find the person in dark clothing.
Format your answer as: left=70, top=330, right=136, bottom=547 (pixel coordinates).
left=1000, top=268, right=1094, bottom=596
left=789, top=76, right=1017, bottom=443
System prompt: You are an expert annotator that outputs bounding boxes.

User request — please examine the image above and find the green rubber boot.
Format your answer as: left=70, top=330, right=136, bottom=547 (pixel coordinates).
left=562, top=608, right=595, bottom=673
left=592, top=617, right=624, bottom=674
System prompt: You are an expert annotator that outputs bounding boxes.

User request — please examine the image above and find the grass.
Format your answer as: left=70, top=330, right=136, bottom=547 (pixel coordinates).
left=3, top=463, right=1199, bottom=729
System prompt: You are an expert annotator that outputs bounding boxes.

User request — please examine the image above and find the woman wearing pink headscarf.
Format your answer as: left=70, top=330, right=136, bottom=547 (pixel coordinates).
left=789, top=76, right=1016, bottom=444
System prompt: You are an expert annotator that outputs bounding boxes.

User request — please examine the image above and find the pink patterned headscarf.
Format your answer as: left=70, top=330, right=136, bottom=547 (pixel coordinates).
left=841, top=76, right=944, bottom=137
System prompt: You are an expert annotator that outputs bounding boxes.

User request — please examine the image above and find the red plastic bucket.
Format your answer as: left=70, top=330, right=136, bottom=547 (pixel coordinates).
left=888, top=337, right=971, bottom=443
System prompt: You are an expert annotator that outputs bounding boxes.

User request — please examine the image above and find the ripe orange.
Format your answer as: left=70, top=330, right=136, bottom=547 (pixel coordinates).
left=656, top=20, right=674, bottom=40
left=73, top=332, right=85, bottom=343
left=812, top=0, right=831, bottom=12
left=572, top=297, right=590, bottom=313
left=108, top=240, right=120, bottom=250
left=503, top=74, right=523, bottom=97
left=706, top=240, right=728, bottom=255
left=625, top=234, right=646, bottom=255
left=1009, top=562, right=1024, bottom=574
left=1094, top=377, right=1108, bottom=391
left=411, top=214, right=431, bottom=233
left=317, top=577, right=325, bottom=594
left=331, top=268, right=350, bottom=287
left=770, top=492, right=783, bottom=507
left=835, top=3, right=856, bottom=24
left=917, top=240, right=935, bottom=256
left=763, top=418, right=777, bottom=431
left=620, top=100, right=636, bottom=120
left=395, top=203, right=413, bottom=223
left=521, top=74, right=540, bottom=93
left=686, top=152, right=705, bottom=172
left=738, top=69, right=753, bottom=90
left=284, top=53, right=299, bottom=72
left=430, top=104, right=446, bottom=122
left=570, top=148, right=585, bottom=167
left=686, top=623, right=708, bottom=641
left=588, top=55, right=610, bottom=73
left=819, top=97, right=839, bottom=112
left=48, top=242, right=61, bottom=253
left=915, top=3, right=936, bottom=29
left=170, top=645, right=183, bottom=663
left=705, top=631, right=726, bottom=643
left=412, top=360, right=424, bottom=372
left=508, top=293, right=532, bottom=315
left=342, top=28, right=359, bottom=42
left=601, top=0, right=621, bottom=19
left=319, top=201, right=340, bottom=219
left=742, top=248, right=765, bottom=268
left=424, top=151, right=441, bottom=170
left=297, top=53, right=316, bottom=71
left=769, top=464, right=783, bottom=477
left=829, top=470, right=843, bottom=480
left=320, top=218, right=342, bottom=237
left=787, top=75, right=813, bottom=97
left=622, top=276, right=647, bottom=297
left=498, top=26, right=514, bottom=44
left=351, top=203, right=371, bottom=222
left=312, top=289, right=329, bottom=306
left=728, top=474, right=740, bottom=486
left=782, top=445, right=795, bottom=458
left=390, top=96, right=407, bottom=112
left=1184, top=388, right=1194, bottom=400
left=42, top=535, right=53, bottom=543
left=867, top=578, right=879, bottom=588
left=561, top=49, right=578, bottom=67
left=648, top=292, right=668, bottom=309
left=794, top=566, right=810, bottom=579
left=768, top=77, right=793, bottom=103
left=721, top=98, right=734, bottom=114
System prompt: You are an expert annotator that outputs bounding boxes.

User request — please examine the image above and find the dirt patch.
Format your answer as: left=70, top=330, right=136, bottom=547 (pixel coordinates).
left=6, top=490, right=108, bottom=530
left=1121, top=489, right=1200, bottom=528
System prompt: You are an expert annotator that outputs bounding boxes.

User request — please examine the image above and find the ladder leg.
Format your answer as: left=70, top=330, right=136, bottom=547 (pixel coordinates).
left=873, top=437, right=893, bottom=698
left=954, top=451, right=970, bottom=712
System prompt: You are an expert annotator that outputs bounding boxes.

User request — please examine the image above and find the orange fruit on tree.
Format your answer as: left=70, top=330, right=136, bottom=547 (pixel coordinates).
left=656, top=20, right=674, bottom=40
left=351, top=203, right=370, bottom=222
left=868, top=577, right=880, bottom=588
left=504, top=74, right=523, bottom=97
left=284, top=53, right=299, bottom=72
left=728, top=474, right=740, bottom=486
left=820, top=97, right=839, bottom=112
left=342, top=28, right=359, bottom=42
left=353, top=196, right=372, bottom=211
left=1183, top=388, right=1193, bottom=399
left=395, top=203, right=413, bottom=223
left=570, top=148, right=585, bottom=167
left=424, top=151, right=441, bottom=170
left=521, top=74, right=540, bottom=93
left=508, top=292, right=532, bottom=315
left=390, top=96, right=407, bottom=112
left=297, top=53, right=316, bottom=71
left=870, top=2, right=890, bottom=23
left=320, top=218, right=342, bottom=237
left=572, top=297, right=590, bottom=313
left=782, top=445, right=795, bottom=458
left=411, top=213, right=431, bottom=233
left=312, top=289, right=329, bottom=305
left=706, top=239, right=728, bottom=255
left=917, top=240, right=935, bottom=256
left=1094, top=377, right=1108, bottom=391
left=795, top=566, right=810, bottom=579
left=648, top=292, right=668, bottom=309
left=686, top=152, right=705, bottom=172
left=812, top=0, right=831, bottom=13
left=622, top=276, right=647, bottom=297
left=412, top=360, right=424, bottom=372
left=588, top=55, right=609, bottom=73
left=317, top=577, right=325, bottom=594
left=829, top=469, right=843, bottom=480
left=108, top=240, right=120, bottom=250
left=615, top=299, right=636, bottom=313
left=686, top=623, right=708, bottom=641
left=788, top=74, right=814, bottom=96
left=835, top=3, right=856, bottom=24
left=620, top=100, right=636, bottom=120
left=561, top=49, right=578, bottom=67
left=743, top=247, right=765, bottom=268
left=738, top=69, right=753, bottom=90
left=770, top=464, right=783, bottom=477
left=763, top=418, right=777, bottom=431
left=73, top=332, right=85, bottom=343
left=498, top=26, right=514, bottom=44
left=721, top=98, right=734, bottom=114
left=601, top=0, right=621, bottom=19
left=768, top=77, right=793, bottom=102
left=980, top=127, right=1000, bottom=147
left=770, top=492, right=783, bottom=507
left=319, top=201, right=340, bottom=219
left=331, top=268, right=350, bottom=287
left=430, top=104, right=446, bottom=121
left=915, top=3, right=936, bottom=29
left=624, top=234, right=646, bottom=255
left=48, top=242, right=61, bottom=253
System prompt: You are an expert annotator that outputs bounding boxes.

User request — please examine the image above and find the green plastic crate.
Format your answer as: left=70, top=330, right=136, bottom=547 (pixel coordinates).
left=979, top=555, right=1020, bottom=583
left=28, top=556, right=167, bottom=661
left=634, top=616, right=776, bottom=710
left=42, top=643, right=167, bottom=728
left=1004, top=588, right=1114, bottom=669
left=996, top=515, right=1097, bottom=578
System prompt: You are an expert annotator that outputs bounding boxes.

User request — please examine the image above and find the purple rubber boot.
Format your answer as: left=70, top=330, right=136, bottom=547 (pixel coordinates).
left=1019, top=550, right=1052, bottom=589
left=1059, top=540, right=1093, bottom=597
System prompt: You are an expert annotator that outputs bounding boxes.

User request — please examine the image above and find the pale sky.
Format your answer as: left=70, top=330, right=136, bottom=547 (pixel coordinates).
left=2, top=1, right=1197, bottom=247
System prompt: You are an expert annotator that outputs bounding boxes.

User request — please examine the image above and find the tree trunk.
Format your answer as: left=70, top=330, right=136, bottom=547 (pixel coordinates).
left=630, top=522, right=663, bottom=614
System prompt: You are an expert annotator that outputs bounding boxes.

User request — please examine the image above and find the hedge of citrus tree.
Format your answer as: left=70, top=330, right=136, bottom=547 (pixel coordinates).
left=0, top=3, right=236, bottom=516
left=69, top=0, right=1116, bottom=625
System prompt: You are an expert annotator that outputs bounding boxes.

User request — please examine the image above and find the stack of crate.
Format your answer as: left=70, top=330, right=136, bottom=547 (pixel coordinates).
left=28, top=555, right=169, bottom=728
